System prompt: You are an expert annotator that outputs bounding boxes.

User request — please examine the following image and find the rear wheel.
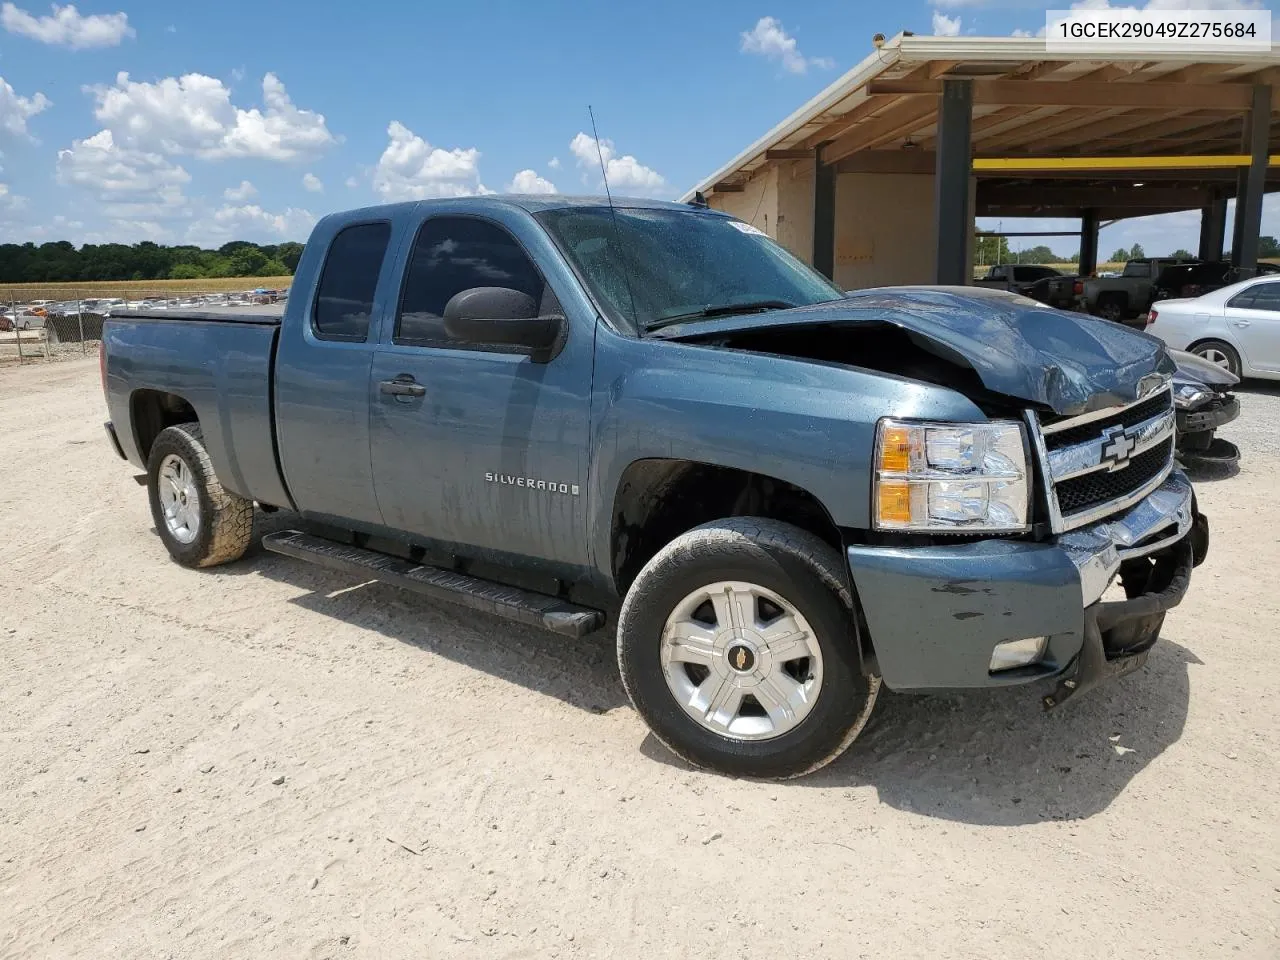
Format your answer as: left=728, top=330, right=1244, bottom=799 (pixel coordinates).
left=147, top=422, right=254, bottom=568
left=1189, top=340, right=1242, bottom=378
left=617, top=518, right=879, bottom=780
left=1095, top=294, right=1126, bottom=323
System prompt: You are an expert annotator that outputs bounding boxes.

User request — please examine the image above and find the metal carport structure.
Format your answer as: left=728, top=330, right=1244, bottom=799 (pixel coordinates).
left=682, top=35, right=1279, bottom=289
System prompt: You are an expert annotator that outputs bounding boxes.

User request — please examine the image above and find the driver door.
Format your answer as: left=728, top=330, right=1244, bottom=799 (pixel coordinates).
left=368, top=214, right=593, bottom=571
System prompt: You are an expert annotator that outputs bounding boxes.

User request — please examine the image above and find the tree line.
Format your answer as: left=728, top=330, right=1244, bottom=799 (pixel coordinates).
left=0, top=240, right=306, bottom=284
left=977, top=231, right=1280, bottom=266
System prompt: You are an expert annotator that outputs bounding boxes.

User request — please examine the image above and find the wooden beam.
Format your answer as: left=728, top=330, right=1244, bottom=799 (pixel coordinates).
left=764, top=149, right=815, bottom=160
left=865, top=79, right=1261, bottom=110
left=1027, top=109, right=1218, bottom=153
left=800, top=95, right=899, bottom=149
left=712, top=182, right=744, bottom=193
left=821, top=99, right=937, bottom=164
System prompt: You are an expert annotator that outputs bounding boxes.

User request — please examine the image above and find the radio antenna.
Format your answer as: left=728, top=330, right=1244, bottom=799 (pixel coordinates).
left=588, top=104, right=638, bottom=328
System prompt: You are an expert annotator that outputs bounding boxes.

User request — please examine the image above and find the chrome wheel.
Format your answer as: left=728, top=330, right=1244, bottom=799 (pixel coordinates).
left=1195, top=347, right=1232, bottom=370
left=158, top=453, right=200, bottom=545
left=660, top=580, right=823, bottom=741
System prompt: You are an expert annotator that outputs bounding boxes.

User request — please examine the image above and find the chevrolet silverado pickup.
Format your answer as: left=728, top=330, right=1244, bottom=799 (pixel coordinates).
left=101, top=197, right=1209, bottom=779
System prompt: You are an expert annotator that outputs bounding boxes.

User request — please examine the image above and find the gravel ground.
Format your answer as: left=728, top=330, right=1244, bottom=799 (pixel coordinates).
left=1, top=358, right=1278, bottom=959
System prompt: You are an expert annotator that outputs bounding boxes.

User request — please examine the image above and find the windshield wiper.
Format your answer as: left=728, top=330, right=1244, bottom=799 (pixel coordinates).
left=642, top=299, right=797, bottom=332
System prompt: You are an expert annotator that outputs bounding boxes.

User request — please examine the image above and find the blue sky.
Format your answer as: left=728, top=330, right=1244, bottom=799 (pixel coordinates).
left=0, top=0, right=1275, bottom=256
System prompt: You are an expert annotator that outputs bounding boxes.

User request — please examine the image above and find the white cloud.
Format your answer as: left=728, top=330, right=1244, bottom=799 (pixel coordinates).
left=372, top=120, right=487, bottom=200
left=932, top=11, right=962, bottom=35
left=0, top=75, right=51, bottom=139
left=507, top=168, right=557, bottom=194
left=1, top=2, right=132, bottom=48
left=344, top=175, right=359, bottom=189
left=547, top=156, right=561, bottom=170
left=57, top=129, right=189, bottom=196
left=569, top=132, right=666, bottom=195
left=87, top=71, right=336, bottom=162
left=186, top=203, right=316, bottom=246
left=0, top=181, right=29, bottom=212
left=1011, top=27, right=1034, bottom=37
left=302, top=171, right=323, bottom=192
left=740, top=16, right=832, bottom=74
left=223, top=179, right=256, bottom=201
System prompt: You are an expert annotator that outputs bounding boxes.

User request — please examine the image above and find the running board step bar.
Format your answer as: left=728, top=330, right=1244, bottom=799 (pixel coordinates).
left=262, top=530, right=605, bottom=638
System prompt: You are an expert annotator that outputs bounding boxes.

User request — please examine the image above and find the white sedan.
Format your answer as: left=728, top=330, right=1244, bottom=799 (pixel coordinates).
left=1146, top=274, right=1280, bottom=380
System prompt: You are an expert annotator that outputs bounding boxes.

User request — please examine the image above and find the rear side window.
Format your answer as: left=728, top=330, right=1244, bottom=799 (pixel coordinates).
left=313, top=222, right=391, bottom=341
left=1122, top=261, right=1151, bottom=278
left=1231, top=280, right=1280, bottom=310
left=396, top=216, right=547, bottom=346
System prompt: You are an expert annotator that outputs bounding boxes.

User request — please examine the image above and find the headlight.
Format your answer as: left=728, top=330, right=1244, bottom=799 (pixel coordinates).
left=1173, top=382, right=1211, bottom=409
left=874, top=419, right=1029, bottom=532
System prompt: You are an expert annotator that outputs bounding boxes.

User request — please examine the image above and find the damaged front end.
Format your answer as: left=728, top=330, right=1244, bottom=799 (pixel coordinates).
left=1169, top=349, right=1241, bottom=476
left=658, top=287, right=1208, bottom=706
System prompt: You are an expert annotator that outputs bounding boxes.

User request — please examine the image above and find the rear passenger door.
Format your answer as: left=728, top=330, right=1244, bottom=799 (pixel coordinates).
left=1225, top=280, right=1280, bottom=373
left=368, top=213, right=593, bottom=572
left=275, top=219, right=401, bottom=527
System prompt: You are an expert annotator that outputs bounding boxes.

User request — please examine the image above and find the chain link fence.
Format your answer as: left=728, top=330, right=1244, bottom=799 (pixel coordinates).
left=2, top=283, right=287, bottom=364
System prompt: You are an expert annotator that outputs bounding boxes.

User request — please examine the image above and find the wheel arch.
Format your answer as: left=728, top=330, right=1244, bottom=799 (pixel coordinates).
left=608, top=458, right=845, bottom=597
left=129, top=388, right=199, bottom=463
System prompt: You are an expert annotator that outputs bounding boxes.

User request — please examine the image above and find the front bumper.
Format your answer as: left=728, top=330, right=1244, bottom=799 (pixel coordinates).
left=846, top=470, right=1205, bottom=696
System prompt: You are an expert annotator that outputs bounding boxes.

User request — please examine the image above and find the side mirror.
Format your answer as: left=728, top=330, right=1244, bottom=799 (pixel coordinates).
left=442, top=286, right=565, bottom=363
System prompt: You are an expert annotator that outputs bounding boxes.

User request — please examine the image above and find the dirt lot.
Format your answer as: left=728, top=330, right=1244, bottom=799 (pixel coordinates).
left=2, top=358, right=1278, bottom=959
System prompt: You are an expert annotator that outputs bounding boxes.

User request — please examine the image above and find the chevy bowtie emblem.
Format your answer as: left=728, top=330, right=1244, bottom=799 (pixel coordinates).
left=734, top=648, right=748, bottom=670
left=1100, top=424, right=1138, bottom=470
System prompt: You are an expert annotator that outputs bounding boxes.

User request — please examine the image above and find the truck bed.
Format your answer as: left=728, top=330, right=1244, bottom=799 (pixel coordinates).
left=102, top=305, right=290, bottom=509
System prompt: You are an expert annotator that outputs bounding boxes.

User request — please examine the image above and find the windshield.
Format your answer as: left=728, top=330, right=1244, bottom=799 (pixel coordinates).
left=535, top=206, right=843, bottom=333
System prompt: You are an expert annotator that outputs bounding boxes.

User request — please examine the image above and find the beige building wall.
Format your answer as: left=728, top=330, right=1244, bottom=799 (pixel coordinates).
left=709, top=161, right=974, bottom=290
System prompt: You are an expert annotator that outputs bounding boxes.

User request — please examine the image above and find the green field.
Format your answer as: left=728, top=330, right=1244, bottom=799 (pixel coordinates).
left=0, top=277, right=293, bottom=302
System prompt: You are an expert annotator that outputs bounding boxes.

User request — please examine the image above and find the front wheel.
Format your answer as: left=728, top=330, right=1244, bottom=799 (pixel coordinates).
left=1189, top=339, right=1242, bottom=379
left=147, top=422, right=254, bottom=568
left=617, top=518, right=879, bottom=779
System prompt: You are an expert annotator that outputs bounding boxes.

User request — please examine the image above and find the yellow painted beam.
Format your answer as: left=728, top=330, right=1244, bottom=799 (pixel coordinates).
left=974, top=155, right=1279, bottom=172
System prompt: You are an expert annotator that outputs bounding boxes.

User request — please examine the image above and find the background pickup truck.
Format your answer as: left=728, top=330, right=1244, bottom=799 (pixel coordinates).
left=972, top=263, right=1079, bottom=309
left=102, top=196, right=1208, bottom=779
left=1081, top=257, right=1199, bottom=325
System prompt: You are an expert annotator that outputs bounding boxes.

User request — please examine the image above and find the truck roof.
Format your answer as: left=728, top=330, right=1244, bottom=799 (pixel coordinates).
left=317, top=195, right=732, bottom=222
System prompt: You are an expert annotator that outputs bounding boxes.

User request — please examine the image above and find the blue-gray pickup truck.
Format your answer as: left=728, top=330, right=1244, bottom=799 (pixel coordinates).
left=101, top=196, right=1209, bottom=779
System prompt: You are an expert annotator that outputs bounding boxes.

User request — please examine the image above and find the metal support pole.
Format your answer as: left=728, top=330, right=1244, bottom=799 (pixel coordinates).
left=11, top=298, right=22, bottom=363
left=812, top=148, right=836, bottom=281
left=77, top=299, right=86, bottom=355
left=1198, top=197, right=1227, bottom=261
left=1233, top=84, right=1270, bottom=277
left=1079, top=208, right=1099, bottom=277
left=934, top=79, right=974, bottom=285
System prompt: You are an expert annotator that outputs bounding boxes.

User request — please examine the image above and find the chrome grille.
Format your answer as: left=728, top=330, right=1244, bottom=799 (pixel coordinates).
left=1027, top=384, right=1176, bottom=533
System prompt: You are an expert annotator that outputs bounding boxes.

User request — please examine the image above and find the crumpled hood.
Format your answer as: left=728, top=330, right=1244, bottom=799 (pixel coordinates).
left=656, top=286, right=1175, bottom=417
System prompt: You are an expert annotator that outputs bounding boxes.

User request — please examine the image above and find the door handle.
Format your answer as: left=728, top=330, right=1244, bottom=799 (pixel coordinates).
left=1231, top=319, right=1251, bottom=328
left=379, top=375, right=426, bottom=397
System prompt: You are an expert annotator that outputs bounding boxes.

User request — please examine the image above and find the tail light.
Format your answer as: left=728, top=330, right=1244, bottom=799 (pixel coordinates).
left=1073, top=280, right=1084, bottom=295
left=1147, top=309, right=1158, bottom=326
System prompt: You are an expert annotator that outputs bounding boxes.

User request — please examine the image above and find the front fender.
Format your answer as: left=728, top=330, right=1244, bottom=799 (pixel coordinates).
left=587, top=328, right=988, bottom=585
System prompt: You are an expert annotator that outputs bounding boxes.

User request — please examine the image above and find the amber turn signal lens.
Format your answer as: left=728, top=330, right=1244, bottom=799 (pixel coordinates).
left=879, top=427, right=912, bottom=473
left=877, top=481, right=912, bottom=525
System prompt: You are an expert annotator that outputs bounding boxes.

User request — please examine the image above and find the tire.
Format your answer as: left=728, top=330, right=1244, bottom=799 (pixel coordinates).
left=617, top=518, right=879, bottom=780
left=146, top=422, right=254, bottom=568
left=1189, top=339, right=1242, bottom=379
left=1095, top=294, right=1126, bottom=323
